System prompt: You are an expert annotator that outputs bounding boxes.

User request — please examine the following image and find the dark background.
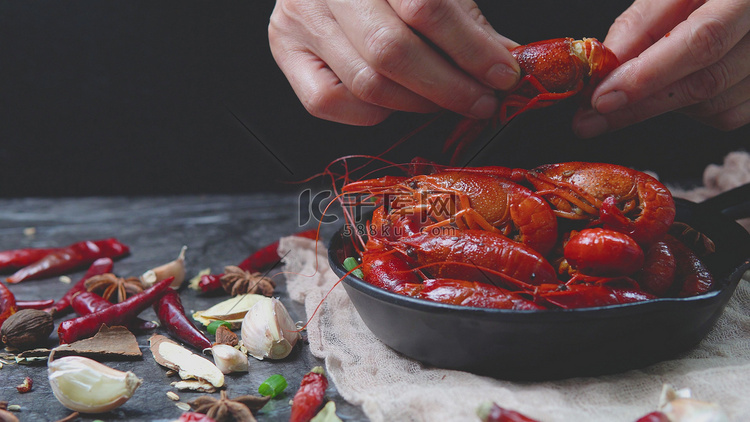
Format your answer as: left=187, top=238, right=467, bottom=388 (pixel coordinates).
left=1, top=1, right=748, bottom=197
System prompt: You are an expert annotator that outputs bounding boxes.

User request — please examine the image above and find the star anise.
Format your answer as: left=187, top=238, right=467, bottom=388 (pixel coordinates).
left=220, top=266, right=275, bottom=297
left=84, top=273, right=144, bottom=303
left=188, top=390, right=270, bottom=422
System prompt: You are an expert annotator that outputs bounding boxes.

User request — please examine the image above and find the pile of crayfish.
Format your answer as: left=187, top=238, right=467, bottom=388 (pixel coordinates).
left=338, top=161, right=714, bottom=310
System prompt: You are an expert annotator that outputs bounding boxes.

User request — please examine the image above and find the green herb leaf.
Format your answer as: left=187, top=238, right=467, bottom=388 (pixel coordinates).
left=343, top=257, right=364, bottom=279
left=258, top=374, right=288, bottom=398
left=207, top=320, right=232, bottom=335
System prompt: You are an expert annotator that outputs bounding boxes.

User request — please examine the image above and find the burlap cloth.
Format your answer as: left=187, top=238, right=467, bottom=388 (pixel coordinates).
left=282, top=151, right=750, bottom=422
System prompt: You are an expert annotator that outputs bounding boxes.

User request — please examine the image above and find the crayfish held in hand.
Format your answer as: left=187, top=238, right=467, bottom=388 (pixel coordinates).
left=444, top=37, right=620, bottom=165
left=338, top=161, right=714, bottom=310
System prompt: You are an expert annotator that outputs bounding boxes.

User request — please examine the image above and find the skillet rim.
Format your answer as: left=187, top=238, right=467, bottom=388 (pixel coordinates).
left=327, top=197, right=750, bottom=318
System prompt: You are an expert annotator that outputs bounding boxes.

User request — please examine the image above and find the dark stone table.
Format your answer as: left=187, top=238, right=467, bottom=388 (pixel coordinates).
left=0, top=195, right=366, bottom=421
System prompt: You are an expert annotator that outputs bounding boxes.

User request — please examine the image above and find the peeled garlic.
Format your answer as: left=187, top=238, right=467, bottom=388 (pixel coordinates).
left=141, top=246, right=187, bottom=288
left=658, top=384, right=729, bottom=422
left=150, top=335, right=225, bottom=388
left=211, top=344, right=249, bottom=374
left=241, top=297, right=301, bottom=360
left=48, top=356, right=142, bottom=413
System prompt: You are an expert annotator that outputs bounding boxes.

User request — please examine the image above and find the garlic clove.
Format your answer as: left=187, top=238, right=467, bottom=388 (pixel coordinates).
left=150, top=335, right=225, bottom=388
left=241, top=297, right=301, bottom=360
left=658, top=384, right=729, bottom=422
left=211, top=344, right=249, bottom=374
left=141, top=246, right=187, bottom=289
left=48, top=356, right=142, bottom=414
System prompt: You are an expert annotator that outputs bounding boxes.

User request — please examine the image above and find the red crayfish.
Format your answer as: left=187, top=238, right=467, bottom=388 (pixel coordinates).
left=444, top=37, right=620, bottom=164
left=337, top=160, right=714, bottom=310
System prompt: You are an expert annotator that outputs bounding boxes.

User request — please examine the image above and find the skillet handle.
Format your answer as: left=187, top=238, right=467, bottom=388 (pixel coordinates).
left=695, top=182, right=750, bottom=221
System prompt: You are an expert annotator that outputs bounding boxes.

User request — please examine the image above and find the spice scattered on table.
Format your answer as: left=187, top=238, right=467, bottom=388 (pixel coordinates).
left=258, top=374, right=287, bottom=398
left=150, top=334, right=225, bottom=390
left=47, top=355, right=142, bottom=414
left=6, top=238, right=130, bottom=284
left=241, top=297, right=300, bottom=360
left=188, top=390, right=270, bottom=422
left=290, top=366, right=329, bottom=422
left=1, top=309, right=54, bottom=351
left=84, top=273, right=144, bottom=304
left=154, top=289, right=212, bottom=350
left=15, top=377, right=32, bottom=393
left=58, top=276, right=174, bottom=344
left=141, top=246, right=187, bottom=289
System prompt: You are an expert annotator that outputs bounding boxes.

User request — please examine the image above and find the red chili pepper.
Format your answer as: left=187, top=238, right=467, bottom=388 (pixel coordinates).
left=16, top=299, right=55, bottom=310
left=71, top=291, right=157, bottom=332
left=178, top=412, right=216, bottom=422
left=0, top=247, right=58, bottom=272
left=153, top=289, right=212, bottom=350
left=635, top=412, right=670, bottom=422
left=48, top=257, right=114, bottom=316
left=57, top=276, right=173, bottom=344
left=238, top=229, right=317, bottom=273
left=0, top=281, right=17, bottom=328
left=199, top=230, right=318, bottom=293
left=290, top=366, right=328, bottom=422
left=478, top=402, right=541, bottom=422
left=6, top=238, right=130, bottom=284
left=198, top=274, right=223, bottom=293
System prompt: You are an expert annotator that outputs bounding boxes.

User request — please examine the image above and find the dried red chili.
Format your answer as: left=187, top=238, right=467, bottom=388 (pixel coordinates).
left=48, top=257, right=114, bottom=316
left=6, top=238, right=130, bottom=284
left=15, top=299, right=55, bottom=310
left=477, top=402, right=541, bottom=422
left=198, top=229, right=317, bottom=293
left=289, top=366, right=328, bottom=422
left=16, top=377, right=33, bottom=393
left=635, top=412, right=670, bottom=422
left=0, top=247, right=57, bottom=272
left=153, top=289, right=212, bottom=350
left=0, top=281, right=17, bottom=328
left=71, top=291, right=157, bottom=332
left=57, top=276, right=173, bottom=344
left=177, top=412, right=216, bottom=422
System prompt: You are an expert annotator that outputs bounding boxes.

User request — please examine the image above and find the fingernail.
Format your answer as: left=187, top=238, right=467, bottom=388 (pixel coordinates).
left=573, top=110, right=609, bottom=138
left=470, top=94, right=499, bottom=119
left=595, top=90, right=628, bottom=114
left=485, top=64, right=519, bottom=90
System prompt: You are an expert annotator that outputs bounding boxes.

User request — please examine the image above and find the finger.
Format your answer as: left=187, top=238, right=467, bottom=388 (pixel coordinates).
left=573, top=30, right=750, bottom=137
left=269, top=2, right=395, bottom=125
left=690, top=97, right=750, bottom=130
left=274, top=47, right=395, bottom=125
left=386, top=0, right=520, bottom=90
left=327, top=0, right=500, bottom=119
left=592, top=0, right=750, bottom=115
left=603, top=0, right=700, bottom=62
left=680, top=74, right=750, bottom=117
left=303, top=8, right=443, bottom=115
left=681, top=75, right=750, bottom=130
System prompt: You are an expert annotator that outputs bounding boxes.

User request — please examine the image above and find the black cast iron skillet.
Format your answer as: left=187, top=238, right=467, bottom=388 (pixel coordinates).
left=328, top=183, right=750, bottom=381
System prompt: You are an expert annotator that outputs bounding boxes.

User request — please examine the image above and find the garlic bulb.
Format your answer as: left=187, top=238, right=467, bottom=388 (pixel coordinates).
left=241, top=297, right=301, bottom=360
left=211, top=344, right=249, bottom=374
left=48, top=356, right=142, bottom=413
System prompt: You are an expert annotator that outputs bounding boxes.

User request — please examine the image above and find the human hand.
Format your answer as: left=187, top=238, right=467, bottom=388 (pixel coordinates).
left=268, top=0, right=520, bottom=126
left=573, top=0, right=750, bottom=137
